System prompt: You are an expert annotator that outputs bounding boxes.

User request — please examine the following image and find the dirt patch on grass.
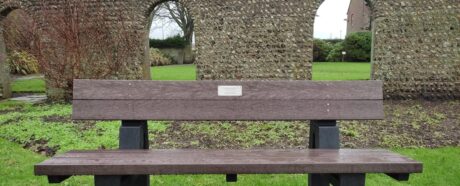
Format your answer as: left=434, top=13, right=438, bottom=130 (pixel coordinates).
left=340, top=100, right=460, bottom=148
left=42, top=115, right=96, bottom=131
left=150, top=100, right=460, bottom=149
left=0, top=107, right=23, bottom=115
left=22, top=137, right=58, bottom=156
left=151, top=120, right=309, bottom=149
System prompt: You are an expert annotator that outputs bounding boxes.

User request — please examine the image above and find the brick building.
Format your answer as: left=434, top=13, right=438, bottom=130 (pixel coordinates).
left=346, top=0, right=371, bottom=35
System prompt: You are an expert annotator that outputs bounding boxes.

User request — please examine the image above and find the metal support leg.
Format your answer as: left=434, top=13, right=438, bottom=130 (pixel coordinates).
left=226, top=174, right=238, bottom=182
left=48, top=176, right=70, bottom=183
left=308, top=120, right=339, bottom=186
left=95, top=176, right=121, bottom=186
left=330, top=174, right=365, bottom=186
left=120, top=120, right=149, bottom=149
left=98, top=120, right=149, bottom=186
left=386, top=173, right=410, bottom=181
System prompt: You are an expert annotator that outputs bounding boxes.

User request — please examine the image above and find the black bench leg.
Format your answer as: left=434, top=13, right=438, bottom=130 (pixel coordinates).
left=111, top=120, right=150, bottom=186
left=95, top=176, right=121, bottom=186
left=120, top=120, right=149, bottom=149
left=330, top=174, right=366, bottom=186
left=386, top=173, right=410, bottom=181
left=308, top=174, right=330, bottom=186
left=226, top=174, right=238, bottom=182
left=308, top=120, right=340, bottom=186
left=48, top=176, right=70, bottom=183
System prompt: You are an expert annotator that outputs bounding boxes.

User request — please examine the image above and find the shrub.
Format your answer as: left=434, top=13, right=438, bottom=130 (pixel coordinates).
left=323, top=39, right=343, bottom=45
left=326, top=42, right=345, bottom=62
left=343, top=32, right=372, bottom=62
left=149, top=35, right=187, bottom=49
left=313, top=39, right=333, bottom=62
left=150, top=48, right=173, bottom=66
left=7, top=51, right=40, bottom=75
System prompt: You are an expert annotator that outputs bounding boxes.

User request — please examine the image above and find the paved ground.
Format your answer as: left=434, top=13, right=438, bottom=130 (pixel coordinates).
left=10, top=94, right=47, bottom=104
left=12, top=74, right=44, bottom=80
left=0, top=74, right=47, bottom=103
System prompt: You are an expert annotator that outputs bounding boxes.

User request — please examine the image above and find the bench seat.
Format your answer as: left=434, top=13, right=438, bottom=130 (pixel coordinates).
left=35, top=149, right=422, bottom=176
left=35, top=80, right=423, bottom=185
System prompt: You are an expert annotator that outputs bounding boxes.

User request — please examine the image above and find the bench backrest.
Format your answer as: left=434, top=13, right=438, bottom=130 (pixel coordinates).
left=72, top=80, right=384, bottom=121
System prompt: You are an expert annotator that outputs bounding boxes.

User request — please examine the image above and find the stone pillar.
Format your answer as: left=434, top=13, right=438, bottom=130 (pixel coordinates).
left=143, top=28, right=152, bottom=80
left=0, top=25, right=12, bottom=98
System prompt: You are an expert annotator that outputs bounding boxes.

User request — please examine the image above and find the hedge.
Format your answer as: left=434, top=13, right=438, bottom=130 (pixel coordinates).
left=149, top=35, right=187, bottom=49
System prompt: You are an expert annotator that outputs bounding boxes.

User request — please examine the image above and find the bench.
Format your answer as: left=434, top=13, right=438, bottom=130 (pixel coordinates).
left=35, top=80, right=423, bottom=186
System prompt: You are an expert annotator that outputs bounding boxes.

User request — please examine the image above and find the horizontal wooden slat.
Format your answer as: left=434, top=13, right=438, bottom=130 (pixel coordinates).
left=72, top=100, right=384, bottom=120
left=35, top=149, right=423, bottom=176
left=73, top=80, right=383, bottom=100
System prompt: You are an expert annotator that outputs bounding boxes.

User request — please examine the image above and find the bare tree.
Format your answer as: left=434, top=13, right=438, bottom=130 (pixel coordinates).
left=165, top=2, right=193, bottom=45
left=2, top=10, right=38, bottom=55
left=151, top=1, right=194, bottom=63
left=35, top=0, right=140, bottom=101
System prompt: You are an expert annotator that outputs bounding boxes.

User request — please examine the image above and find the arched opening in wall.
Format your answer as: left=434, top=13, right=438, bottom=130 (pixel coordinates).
left=147, top=1, right=196, bottom=81
left=0, top=8, right=42, bottom=99
left=313, top=0, right=372, bottom=81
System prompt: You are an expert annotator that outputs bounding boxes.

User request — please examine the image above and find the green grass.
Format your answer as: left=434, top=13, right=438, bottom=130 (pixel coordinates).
left=3, top=63, right=459, bottom=185
left=151, top=64, right=197, bottom=80
left=7, top=62, right=370, bottom=94
left=0, top=132, right=458, bottom=186
left=11, top=78, right=46, bottom=93
left=0, top=100, right=459, bottom=185
left=0, top=138, right=48, bottom=186
left=0, top=138, right=93, bottom=186
left=312, top=62, right=371, bottom=80
left=151, top=62, right=371, bottom=81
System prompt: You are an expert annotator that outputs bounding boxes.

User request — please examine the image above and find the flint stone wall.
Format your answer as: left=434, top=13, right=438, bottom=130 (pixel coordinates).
left=371, top=0, right=460, bottom=99
left=0, top=0, right=458, bottom=100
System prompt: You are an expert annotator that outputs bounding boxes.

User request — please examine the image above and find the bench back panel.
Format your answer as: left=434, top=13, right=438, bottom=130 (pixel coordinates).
left=73, top=80, right=384, bottom=121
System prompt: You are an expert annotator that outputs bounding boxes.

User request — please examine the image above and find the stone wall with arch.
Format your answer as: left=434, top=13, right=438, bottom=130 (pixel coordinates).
left=143, top=0, right=318, bottom=80
left=0, top=0, right=458, bottom=101
left=0, top=1, right=34, bottom=98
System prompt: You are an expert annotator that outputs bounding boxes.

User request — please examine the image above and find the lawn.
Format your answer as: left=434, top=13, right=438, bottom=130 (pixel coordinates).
left=12, top=78, right=46, bottom=93
left=1, top=63, right=459, bottom=185
left=312, top=62, right=370, bottom=80
left=150, top=63, right=372, bottom=81
left=0, top=131, right=458, bottom=185
left=151, top=64, right=197, bottom=80
left=10, top=62, right=372, bottom=93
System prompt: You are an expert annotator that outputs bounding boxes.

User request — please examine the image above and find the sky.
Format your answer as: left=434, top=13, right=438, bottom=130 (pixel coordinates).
left=149, top=0, right=350, bottom=40
left=314, top=0, right=351, bottom=39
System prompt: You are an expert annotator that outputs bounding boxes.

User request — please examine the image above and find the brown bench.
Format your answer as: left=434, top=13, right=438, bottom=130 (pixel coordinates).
left=35, top=80, right=422, bottom=186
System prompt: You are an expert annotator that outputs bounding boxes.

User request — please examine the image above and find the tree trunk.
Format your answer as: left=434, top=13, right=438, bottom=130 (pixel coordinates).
left=183, top=43, right=194, bottom=64
left=183, top=28, right=194, bottom=64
